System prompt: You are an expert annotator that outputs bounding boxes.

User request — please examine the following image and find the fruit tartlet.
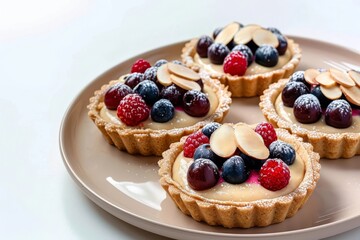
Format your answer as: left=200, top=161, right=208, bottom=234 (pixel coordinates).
left=158, top=122, right=320, bottom=228
left=88, top=59, right=231, bottom=156
left=260, top=69, right=360, bottom=159
left=182, top=22, right=302, bottom=97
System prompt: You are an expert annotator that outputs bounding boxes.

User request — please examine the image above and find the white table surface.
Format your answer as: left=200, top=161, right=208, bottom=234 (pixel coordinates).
left=1, top=0, right=360, bottom=239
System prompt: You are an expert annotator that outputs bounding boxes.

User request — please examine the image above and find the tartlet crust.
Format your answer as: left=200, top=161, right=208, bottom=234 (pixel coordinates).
left=158, top=128, right=320, bottom=228
left=260, top=78, right=360, bottom=159
left=87, top=74, right=232, bottom=156
left=181, top=38, right=302, bottom=97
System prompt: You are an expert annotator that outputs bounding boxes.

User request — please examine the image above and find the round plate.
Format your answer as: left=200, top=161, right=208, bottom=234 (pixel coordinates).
left=59, top=36, right=360, bottom=240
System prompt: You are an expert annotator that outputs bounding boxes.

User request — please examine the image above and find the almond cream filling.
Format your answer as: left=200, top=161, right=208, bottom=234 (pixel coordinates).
left=172, top=151, right=305, bottom=202
left=99, top=85, right=219, bottom=130
left=275, top=94, right=360, bottom=134
left=194, top=49, right=292, bottom=76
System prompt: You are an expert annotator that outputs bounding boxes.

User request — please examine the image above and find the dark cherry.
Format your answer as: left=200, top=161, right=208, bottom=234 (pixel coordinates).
left=267, top=27, right=282, bottom=35
left=289, top=71, right=311, bottom=89
left=187, top=158, right=220, bottom=191
left=212, top=27, right=223, bottom=39
left=104, top=83, right=133, bottom=110
left=325, top=99, right=352, bottom=128
left=282, top=81, right=310, bottom=107
left=311, top=85, right=332, bottom=108
left=275, top=33, right=288, bottom=56
left=207, top=43, right=230, bottom=65
left=196, top=35, right=214, bottom=58
left=124, top=73, right=144, bottom=89
left=232, top=44, right=253, bottom=66
left=293, top=94, right=322, bottom=124
left=183, top=90, right=210, bottom=117
left=160, top=84, right=183, bottom=106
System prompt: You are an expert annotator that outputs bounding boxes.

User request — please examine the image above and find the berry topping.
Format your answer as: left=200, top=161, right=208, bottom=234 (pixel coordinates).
left=259, top=158, right=290, bottom=191
left=207, top=43, right=230, bottom=65
left=171, top=60, right=184, bottom=65
left=223, top=51, right=247, bottom=76
left=222, top=155, right=249, bottom=184
left=151, top=99, right=175, bottom=123
left=154, top=59, right=168, bottom=68
left=212, top=27, right=223, bottom=39
left=117, top=94, right=149, bottom=126
left=255, top=45, right=279, bottom=67
left=193, top=144, right=224, bottom=168
left=131, top=59, right=151, bottom=73
left=289, top=71, right=310, bottom=89
left=201, top=122, right=221, bottom=138
left=267, top=27, right=282, bottom=35
left=240, top=152, right=266, bottom=170
left=282, top=81, right=310, bottom=107
left=143, top=66, right=158, bottom=82
left=183, top=90, right=210, bottom=117
left=231, top=44, right=253, bottom=66
left=133, top=80, right=160, bottom=105
left=254, top=122, right=277, bottom=148
left=325, top=99, right=352, bottom=128
left=275, top=33, right=288, bottom=56
left=269, top=140, right=296, bottom=165
left=124, top=73, right=144, bottom=89
left=311, top=85, right=332, bottom=108
left=196, top=35, right=214, bottom=58
left=160, top=84, right=184, bottom=106
left=293, top=94, right=322, bottom=124
left=104, top=83, right=133, bottom=110
left=187, top=158, right=220, bottom=191
left=184, top=131, right=209, bottom=158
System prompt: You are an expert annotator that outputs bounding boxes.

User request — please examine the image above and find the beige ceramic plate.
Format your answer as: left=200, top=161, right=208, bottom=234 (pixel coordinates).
left=60, top=37, right=360, bottom=240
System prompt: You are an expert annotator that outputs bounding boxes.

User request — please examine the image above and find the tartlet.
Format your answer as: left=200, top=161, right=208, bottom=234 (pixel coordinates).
left=260, top=69, right=360, bottom=159
left=88, top=59, right=232, bottom=156
left=158, top=122, right=320, bottom=228
left=181, top=22, right=302, bottom=97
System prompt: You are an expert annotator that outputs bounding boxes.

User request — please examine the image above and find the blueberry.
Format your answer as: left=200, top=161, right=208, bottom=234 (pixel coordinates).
left=207, top=43, right=230, bottom=65
left=201, top=122, right=221, bottom=138
left=325, top=99, right=352, bottom=128
left=171, top=60, right=184, bottom=65
left=143, top=67, right=158, bottom=82
left=239, top=152, right=266, bottom=170
left=269, top=140, right=296, bottom=165
left=193, top=144, right=224, bottom=168
left=289, top=71, right=311, bottom=89
left=267, top=27, right=282, bottom=35
left=282, top=81, right=310, bottom=107
left=196, top=35, right=214, bottom=58
left=133, top=80, right=160, bottom=105
left=232, top=44, right=253, bottom=66
left=160, top=84, right=183, bottom=106
left=154, top=59, right=168, bottom=68
left=213, top=27, right=223, bottom=39
left=124, top=73, right=144, bottom=89
left=311, top=85, right=332, bottom=108
left=151, top=99, right=175, bottom=123
left=275, top=33, right=288, bottom=56
left=255, top=45, right=279, bottom=67
left=222, top=155, right=249, bottom=184
left=293, top=94, right=322, bottom=124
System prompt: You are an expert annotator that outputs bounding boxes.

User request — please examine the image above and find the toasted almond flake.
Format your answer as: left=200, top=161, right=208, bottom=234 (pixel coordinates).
left=170, top=74, right=201, bottom=91
left=214, top=22, right=240, bottom=45
left=252, top=29, right=279, bottom=48
left=349, top=70, right=360, bottom=87
left=329, top=68, right=355, bottom=87
left=320, top=84, right=342, bottom=100
left=304, top=68, right=320, bottom=85
left=234, top=123, right=269, bottom=160
left=315, top=72, right=336, bottom=87
left=167, top=62, right=200, bottom=81
left=210, top=124, right=237, bottom=158
left=340, top=85, right=360, bottom=106
left=233, top=25, right=261, bottom=45
left=156, top=64, right=172, bottom=86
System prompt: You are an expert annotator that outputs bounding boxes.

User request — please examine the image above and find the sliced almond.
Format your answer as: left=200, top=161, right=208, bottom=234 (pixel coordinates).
left=234, top=124, right=269, bottom=160
left=315, top=72, right=336, bottom=87
left=252, top=28, right=279, bottom=48
left=210, top=124, right=237, bottom=158
left=348, top=70, right=360, bottom=87
left=320, top=84, right=342, bottom=100
left=167, top=62, right=200, bottom=81
left=304, top=68, right=320, bottom=85
left=156, top=64, right=172, bottom=86
left=170, top=74, right=201, bottom=91
left=214, top=22, right=240, bottom=45
left=233, top=25, right=261, bottom=45
left=329, top=68, right=355, bottom=87
left=340, top=85, right=360, bottom=106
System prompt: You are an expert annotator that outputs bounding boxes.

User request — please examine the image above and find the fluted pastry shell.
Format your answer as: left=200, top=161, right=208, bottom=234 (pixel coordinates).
left=260, top=78, right=360, bottom=159
left=182, top=38, right=302, bottom=97
left=87, top=74, right=232, bottom=156
left=158, top=128, right=320, bottom=228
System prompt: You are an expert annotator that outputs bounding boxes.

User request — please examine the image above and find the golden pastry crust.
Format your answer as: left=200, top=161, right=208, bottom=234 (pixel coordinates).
left=260, top=78, right=360, bottom=159
left=181, top=38, right=302, bottom=97
left=158, top=128, right=320, bottom=228
left=87, top=74, right=232, bottom=156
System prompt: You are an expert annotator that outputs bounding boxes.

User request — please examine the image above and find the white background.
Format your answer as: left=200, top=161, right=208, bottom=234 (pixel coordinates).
left=1, top=0, right=360, bottom=239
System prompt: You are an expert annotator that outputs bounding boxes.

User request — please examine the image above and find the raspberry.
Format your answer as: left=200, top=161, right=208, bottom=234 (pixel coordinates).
left=183, top=131, right=209, bottom=158
left=223, top=51, right=247, bottom=76
left=117, top=94, right=149, bottom=126
left=255, top=122, right=277, bottom=148
left=131, top=59, right=151, bottom=73
left=259, top=159, right=290, bottom=191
